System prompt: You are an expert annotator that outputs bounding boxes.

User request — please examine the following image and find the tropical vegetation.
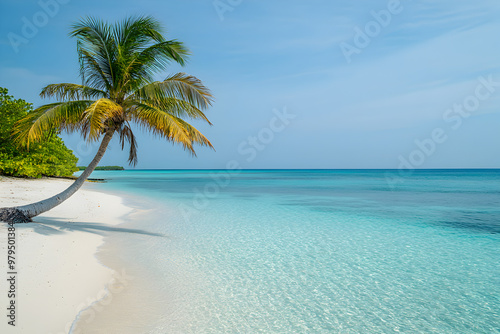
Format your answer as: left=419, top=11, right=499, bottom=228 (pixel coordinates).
left=0, top=87, right=78, bottom=178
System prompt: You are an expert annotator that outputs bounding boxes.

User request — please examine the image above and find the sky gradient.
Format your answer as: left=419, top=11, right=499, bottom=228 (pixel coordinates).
left=1, top=0, right=499, bottom=169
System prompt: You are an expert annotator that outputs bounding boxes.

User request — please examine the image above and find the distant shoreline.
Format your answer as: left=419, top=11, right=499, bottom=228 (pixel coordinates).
left=78, top=166, right=125, bottom=171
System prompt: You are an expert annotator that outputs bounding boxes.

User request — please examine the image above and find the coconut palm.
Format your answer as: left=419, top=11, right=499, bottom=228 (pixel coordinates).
left=0, top=16, right=213, bottom=223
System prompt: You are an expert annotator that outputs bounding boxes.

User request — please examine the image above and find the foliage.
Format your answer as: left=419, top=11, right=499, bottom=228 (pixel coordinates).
left=0, top=88, right=78, bottom=178
left=13, top=16, right=214, bottom=168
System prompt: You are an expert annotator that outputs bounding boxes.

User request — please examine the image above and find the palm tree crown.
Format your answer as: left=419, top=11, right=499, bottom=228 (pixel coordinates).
left=14, top=15, right=213, bottom=165
left=0, top=16, right=213, bottom=223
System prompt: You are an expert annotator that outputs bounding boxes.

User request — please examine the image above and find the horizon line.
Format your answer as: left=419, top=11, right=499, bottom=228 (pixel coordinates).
left=94, top=168, right=500, bottom=171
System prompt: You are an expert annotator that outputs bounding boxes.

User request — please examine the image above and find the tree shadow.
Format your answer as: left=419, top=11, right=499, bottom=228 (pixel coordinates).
left=15, top=216, right=167, bottom=238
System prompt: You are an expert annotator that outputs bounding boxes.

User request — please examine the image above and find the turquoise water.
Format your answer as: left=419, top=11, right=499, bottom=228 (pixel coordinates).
left=86, top=170, right=500, bottom=333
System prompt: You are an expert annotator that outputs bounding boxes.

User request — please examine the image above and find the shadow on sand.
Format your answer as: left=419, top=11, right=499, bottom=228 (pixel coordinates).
left=15, top=216, right=166, bottom=238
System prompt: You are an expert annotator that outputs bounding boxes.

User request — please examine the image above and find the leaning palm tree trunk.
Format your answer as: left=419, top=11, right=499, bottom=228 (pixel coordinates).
left=0, top=131, right=114, bottom=223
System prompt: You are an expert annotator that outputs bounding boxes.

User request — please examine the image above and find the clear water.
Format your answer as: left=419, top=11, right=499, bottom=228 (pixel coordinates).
left=85, top=170, right=500, bottom=333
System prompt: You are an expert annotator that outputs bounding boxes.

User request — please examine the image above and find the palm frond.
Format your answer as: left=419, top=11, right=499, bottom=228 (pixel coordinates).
left=115, top=18, right=189, bottom=94
left=118, top=123, right=138, bottom=165
left=77, top=43, right=113, bottom=91
left=130, top=72, right=213, bottom=111
left=70, top=17, right=117, bottom=91
left=83, top=98, right=124, bottom=141
left=114, top=15, right=165, bottom=52
left=130, top=103, right=213, bottom=155
left=133, top=97, right=212, bottom=124
left=135, top=40, right=189, bottom=69
left=120, top=41, right=190, bottom=94
left=12, top=101, right=93, bottom=147
left=41, top=83, right=106, bottom=101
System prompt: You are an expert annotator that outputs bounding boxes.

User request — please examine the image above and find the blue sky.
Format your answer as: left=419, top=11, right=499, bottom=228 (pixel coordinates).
left=1, top=0, right=499, bottom=169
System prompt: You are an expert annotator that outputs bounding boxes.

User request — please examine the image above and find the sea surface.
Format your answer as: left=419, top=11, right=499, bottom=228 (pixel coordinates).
left=84, top=169, right=500, bottom=333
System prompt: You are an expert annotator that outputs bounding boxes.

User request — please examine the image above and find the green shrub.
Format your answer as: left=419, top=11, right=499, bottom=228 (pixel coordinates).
left=0, top=87, right=78, bottom=178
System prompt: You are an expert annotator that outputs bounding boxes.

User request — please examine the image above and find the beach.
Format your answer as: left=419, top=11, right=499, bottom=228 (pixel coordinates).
left=0, top=176, right=132, bottom=334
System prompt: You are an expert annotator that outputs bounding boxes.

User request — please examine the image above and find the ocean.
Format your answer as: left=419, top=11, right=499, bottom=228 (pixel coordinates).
left=83, top=170, right=500, bottom=333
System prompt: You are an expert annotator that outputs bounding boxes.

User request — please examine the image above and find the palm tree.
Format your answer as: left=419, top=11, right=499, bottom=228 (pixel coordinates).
left=0, top=16, right=213, bottom=224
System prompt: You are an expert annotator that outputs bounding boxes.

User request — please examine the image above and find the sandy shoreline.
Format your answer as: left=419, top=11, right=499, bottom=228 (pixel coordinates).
left=0, top=176, right=133, bottom=334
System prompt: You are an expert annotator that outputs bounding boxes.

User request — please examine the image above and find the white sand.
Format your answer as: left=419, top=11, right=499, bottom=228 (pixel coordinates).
left=0, top=176, right=132, bottom=334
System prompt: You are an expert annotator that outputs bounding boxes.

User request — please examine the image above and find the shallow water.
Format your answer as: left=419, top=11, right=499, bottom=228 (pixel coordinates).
left=87, top=170, right=500, bottom=333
